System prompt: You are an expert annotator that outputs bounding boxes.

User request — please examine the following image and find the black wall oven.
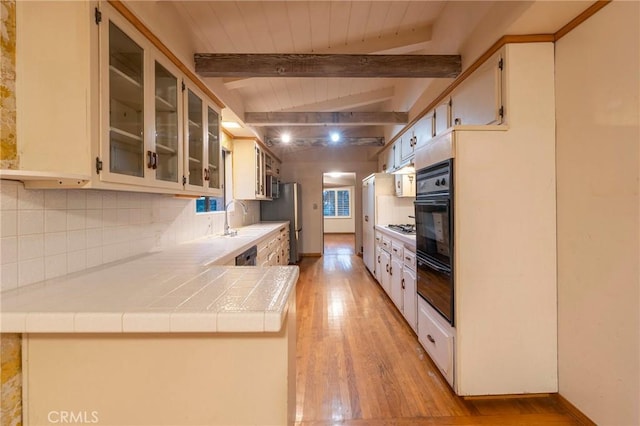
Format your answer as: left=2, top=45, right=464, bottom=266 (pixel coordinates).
left=415, top=159, right=454, bottom=325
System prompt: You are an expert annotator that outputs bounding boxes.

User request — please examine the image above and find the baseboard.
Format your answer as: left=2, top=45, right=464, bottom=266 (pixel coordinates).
left=301, top=253, right=322, bottom=257
left=463, top=393, right=551, bottom=400
left=554, top=394, right=597, bottom=425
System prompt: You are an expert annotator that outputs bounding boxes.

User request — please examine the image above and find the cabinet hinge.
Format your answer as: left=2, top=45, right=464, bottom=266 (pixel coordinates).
left=448, top=98, right=452, bottom=107
left=94, top=7, right=102, bottom=24
left=499, top=105, right=505, bottom=118
left=95, top=157, right=103, bottom=174
left=181, top=81, right=186, bottom=92
left=498, top=58, right=504, bottom=70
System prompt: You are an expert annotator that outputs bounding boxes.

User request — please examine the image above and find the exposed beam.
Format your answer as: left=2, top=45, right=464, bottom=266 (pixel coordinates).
left=266, top=137, right=384, bottom=148
left=244, top=111, right=408, bottom=126
left=195, top=54, right=461, bottom=78
left=281, top=87, right=395, bottom=112
left=222, top=26, right=433, bottom=90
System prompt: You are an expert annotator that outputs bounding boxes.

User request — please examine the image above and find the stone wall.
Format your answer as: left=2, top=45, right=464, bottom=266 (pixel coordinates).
left=1, top=0, right=17, bottom=168
left=1, top=1, right=22, bottom=425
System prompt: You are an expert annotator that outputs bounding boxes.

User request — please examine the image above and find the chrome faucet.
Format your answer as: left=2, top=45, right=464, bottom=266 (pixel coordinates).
left=224, top=199, right=248, bottom=236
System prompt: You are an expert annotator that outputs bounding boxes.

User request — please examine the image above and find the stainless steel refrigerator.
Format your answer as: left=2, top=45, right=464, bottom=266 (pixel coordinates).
left=260, top=182, right=302, bottom=263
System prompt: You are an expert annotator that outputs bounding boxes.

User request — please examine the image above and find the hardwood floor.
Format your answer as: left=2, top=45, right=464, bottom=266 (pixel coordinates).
left=294, top=248, right=585, bottom=425
left=324, top=233, right=356, bottom=255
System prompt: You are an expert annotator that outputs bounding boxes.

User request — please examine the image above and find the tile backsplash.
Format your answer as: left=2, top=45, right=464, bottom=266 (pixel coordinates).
left=0, top=180, right=259, bottom=291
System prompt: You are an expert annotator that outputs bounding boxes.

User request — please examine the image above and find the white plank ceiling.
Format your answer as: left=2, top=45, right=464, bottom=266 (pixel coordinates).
left=166, top=1, right=592, bottom=147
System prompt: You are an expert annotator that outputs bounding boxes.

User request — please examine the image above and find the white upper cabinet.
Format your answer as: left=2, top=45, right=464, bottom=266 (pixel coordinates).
left=233, top=139, right=277, bottom=200
left=434, top=97, right=452, bottom=136
left=99, top=11, right=185, bottom=191
left=451, top=52, right=504, bottom=126
left=183, top=84, right=222, bottom=195
left=10, top=2, right=222, bottom=195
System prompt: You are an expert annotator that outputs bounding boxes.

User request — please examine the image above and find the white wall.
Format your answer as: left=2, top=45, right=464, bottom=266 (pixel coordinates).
left=555, top=2, right=639, bottom=425
left=323, top=186, right=355, bottom=233
left=277, top=146, right=378, bottom=255
left=0, top=181, right=259, bottom=291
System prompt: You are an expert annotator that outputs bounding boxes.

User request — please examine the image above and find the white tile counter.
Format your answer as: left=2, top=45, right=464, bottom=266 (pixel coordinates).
left=375, top=224, right=417, bottom=247
left=0, top=222, right=298, bottom=333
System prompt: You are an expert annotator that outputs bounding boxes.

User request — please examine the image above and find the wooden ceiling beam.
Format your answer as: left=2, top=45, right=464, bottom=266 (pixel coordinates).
left=281, top=87, right=395, bottom=112
left=266, top=137, right=384, bottom=148
left=195, top=54, right=461, bottom=78
left=245, top=111, right=408, bottom=126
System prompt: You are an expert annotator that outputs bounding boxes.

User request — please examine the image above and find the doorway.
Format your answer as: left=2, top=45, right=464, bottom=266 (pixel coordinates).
left=322, top=172, right=357, bottom=255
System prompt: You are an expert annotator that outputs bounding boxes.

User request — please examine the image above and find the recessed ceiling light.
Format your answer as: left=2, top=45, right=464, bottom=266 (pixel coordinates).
left=221, top=121, right=241, bottom=129
left=281, top=133, right=291, bottom=143
left=330, top=132, right=340, bottom=142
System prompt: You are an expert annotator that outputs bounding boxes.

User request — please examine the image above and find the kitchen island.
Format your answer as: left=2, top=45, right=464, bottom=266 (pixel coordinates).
left=1, top=222, right=298, bottom=426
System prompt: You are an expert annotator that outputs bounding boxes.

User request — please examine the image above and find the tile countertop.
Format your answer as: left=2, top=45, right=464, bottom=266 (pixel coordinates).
left=0, top=222, right=299, bottom=334
left=375, top=224, right=417, bottom=247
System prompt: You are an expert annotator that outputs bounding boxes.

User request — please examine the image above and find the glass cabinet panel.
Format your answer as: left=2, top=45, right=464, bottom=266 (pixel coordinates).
left=207, top=107, right=220, bottom=189
left=154, top=61, right=179, bottom=183
left=187, top=89, right=203, bottom=187
left=108, top=22, right=144, bottom=177
left=255, top=145, right=262, bottom=195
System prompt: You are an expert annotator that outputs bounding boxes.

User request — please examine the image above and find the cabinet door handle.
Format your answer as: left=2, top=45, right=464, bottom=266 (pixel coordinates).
left=401, top=278, right=405, bottom=289
left=389, top=266, right=392, bottom=276
left=405, top=256, right=411, bottom=261
left=377, top=255, right=380, bottom=263
left=147, top=150, right=155, bottom=169
left=427, top=334, right=436, bottom=344
left=386, top=264, right=389, bottom=272
left=365, top=215, right=369, bottom=222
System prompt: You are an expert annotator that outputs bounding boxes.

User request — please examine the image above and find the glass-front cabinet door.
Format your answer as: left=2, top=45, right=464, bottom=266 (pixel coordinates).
left=206, top=106, right=221, bottom=191
left=153, top=60, right=181, bottom=185
left=100, top=8, right=183, bottom=190
left=186, top=88, right=204, bottom=188
left=105, top=21, right=145, bottom=180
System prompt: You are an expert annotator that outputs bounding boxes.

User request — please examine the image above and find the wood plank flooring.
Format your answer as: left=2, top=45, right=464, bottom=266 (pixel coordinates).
left=295, top=236, right=585, bottom=425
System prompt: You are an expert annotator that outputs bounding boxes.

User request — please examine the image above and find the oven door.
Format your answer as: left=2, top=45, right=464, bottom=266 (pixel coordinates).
left=415, top=199, right=451, bottom=268
left=416, top=254, right=454, bottom=325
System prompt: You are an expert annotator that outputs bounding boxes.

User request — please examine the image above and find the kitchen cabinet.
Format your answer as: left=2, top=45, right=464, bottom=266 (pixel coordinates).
left=412, top=43, right=557, bottom=396
left=379, top=242, right=391, bottom=296
left=434, top=98, right=452, bottom=136
left=418, top=297, right=455, bottom=386
left=257, top=224, right=289, bottom=266
left=183, top=84, right=222, bottom=194
left=400, top=130, right=418, bottom=163
left=451, top=51, right=504, bottom=126
left=233, top=140, right=265, bottom=200
left=390, top=241, right=404, bottom=310
left=362, top=174, right=396, bottom=275
left=10, top=2, right=222, bottom=196
left=413, top=113, right=434, bottom=151
left=394, top=173, right=416, bottom=197
left=402, top=248, right=417, bottom=332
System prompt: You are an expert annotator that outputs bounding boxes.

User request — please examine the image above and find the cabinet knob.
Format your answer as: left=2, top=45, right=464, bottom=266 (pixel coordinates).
left=427, top=334, right=436, bottom=344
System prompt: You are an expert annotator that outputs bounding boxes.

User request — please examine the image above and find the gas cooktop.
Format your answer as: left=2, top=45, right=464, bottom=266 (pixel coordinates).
left=386, top=224, right=416, bottom=234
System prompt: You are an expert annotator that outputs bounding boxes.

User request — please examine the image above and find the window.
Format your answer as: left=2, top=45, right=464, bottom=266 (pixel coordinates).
left=323, top=188, right=351, bottom=218
left=196, top=151, right=226, bottom=213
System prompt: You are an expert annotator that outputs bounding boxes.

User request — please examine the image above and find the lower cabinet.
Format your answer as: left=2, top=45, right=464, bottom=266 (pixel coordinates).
left=417, top=297, right=455, bottom=387
left=373, top=228, right=418, bottom=333
left=402, top=250, right=417, bottom=332
left=257, top=225, right=289, bottom=266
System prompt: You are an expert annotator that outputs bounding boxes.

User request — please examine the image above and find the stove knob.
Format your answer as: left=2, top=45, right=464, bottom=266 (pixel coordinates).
left=440, top=178, right=446, bottom=186
left=435, top=180, right=440, bottom=186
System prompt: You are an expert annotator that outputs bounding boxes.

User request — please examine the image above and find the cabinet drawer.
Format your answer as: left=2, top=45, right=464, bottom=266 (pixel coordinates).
left=403, top=249, right=416, bottom=271
left=381, top=236, right=392, bottom=251
left=391, top=240, right=404, bottom=259
left=418, top=298, right=455, bottom=387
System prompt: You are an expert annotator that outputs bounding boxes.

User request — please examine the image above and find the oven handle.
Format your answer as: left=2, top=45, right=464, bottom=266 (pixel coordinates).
left=417, top=256, right=450, bottom=274
left=415, top=199, right=449, bottom=206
